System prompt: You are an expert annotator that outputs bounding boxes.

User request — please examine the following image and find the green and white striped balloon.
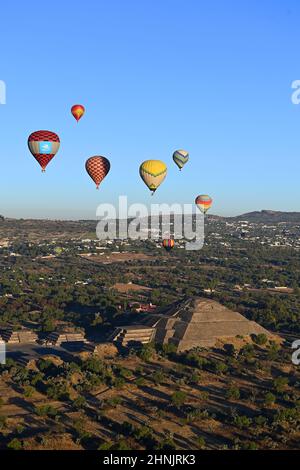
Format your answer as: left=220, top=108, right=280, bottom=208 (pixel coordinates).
left=173, top=149, right=189, bottom=170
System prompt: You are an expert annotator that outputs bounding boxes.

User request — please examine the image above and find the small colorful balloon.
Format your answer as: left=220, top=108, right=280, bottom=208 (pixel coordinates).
left=28, top=130, right=60, bottom=172
left=195, top=194, right=213, bottom=214
left=85, top=156, right=110, bottom=189
left=173, top=149, right=189, bottom=171
left=162, top=239, right=175, bottom=252
left=71, top=104, right=85, bottom=122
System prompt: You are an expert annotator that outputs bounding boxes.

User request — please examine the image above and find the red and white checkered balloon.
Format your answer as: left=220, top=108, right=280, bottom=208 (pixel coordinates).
left=85, top=156, right=111, bottom=189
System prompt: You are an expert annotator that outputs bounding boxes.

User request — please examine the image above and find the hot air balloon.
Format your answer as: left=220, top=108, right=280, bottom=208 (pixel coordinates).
left=195, top=195, right=213, bottom=214
left=85, top=156, right=110, bottom=189
left=28, top=130, right=60, bottom=172
left=162, top=239, right=175, bottom=252
left=139, top=160, right=167, bottom=195
left=71, top=104, right=85, bottom=122
left=173, top=149, right=189, bottom=171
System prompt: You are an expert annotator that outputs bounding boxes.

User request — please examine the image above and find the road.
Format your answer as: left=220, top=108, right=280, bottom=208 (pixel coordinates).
left=6, top=342, right=86, bottom=363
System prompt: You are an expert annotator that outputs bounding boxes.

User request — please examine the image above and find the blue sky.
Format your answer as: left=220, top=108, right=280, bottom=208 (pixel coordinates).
left=0, top=0, right=300, bottom=219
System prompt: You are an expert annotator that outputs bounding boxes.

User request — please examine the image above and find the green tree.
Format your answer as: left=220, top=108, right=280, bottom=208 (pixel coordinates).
left=171, top=391, right=187, bottom=409
left=226, top=385, right=240, bottom=400
left=7, top=438, right=23, bottom=450
left=253, top=334, right=268, bottom=346
left=264, top=392, right=276, bottom=406
left=273, top=377, right=289, bottom=394
left=197, top=436, right=206, bottom=450
left=139, top=343, right=155, bottom=362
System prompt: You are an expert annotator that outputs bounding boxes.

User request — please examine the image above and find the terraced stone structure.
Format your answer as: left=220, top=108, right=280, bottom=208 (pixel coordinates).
left=0, top=328, right=38, bottom=344
left=136, top=297, right=272, bottom=351
left=46, top=331, right=87, bottom=346
left=109, top=325, right=155, bottom=347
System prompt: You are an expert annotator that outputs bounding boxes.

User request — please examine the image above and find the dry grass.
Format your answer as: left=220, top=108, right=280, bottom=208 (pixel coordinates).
left=113, top=282, right=152, bottom=293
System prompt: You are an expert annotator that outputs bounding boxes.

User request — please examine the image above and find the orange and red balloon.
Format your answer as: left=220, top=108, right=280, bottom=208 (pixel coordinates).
left=71, top=104, right=85, bottom=122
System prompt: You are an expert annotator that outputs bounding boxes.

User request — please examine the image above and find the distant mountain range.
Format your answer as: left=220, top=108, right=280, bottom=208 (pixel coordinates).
left=1, top=210, right=300, bottom=224
left=227, top=210, right=300, bottom=223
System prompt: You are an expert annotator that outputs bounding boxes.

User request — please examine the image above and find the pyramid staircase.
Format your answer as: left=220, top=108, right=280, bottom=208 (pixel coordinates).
left=109, top=326, right=155, bottom=347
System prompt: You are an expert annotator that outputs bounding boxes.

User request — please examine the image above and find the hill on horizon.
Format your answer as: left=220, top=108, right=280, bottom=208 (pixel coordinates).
left=1, top=209, right=300, bottom=225
left=229, top=210, right=300, bottom=223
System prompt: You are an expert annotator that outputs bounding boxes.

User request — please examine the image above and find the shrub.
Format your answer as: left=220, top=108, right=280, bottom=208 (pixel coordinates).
left=73, top=395, right=87, bottom=410
left=226, top=385, right=240, bottom=400
left=138, top=344, right=155, bottom=362
left=264, top=392, right=276, bottom=406
left=135, top=377, right=146, bottom=387
left=7, top=438, right=23, bottom=450
left=114, top=440, right=131, bottom=450
left=233, top=414, right=252, bottom=429
left=113, top=377, right=125, bottom=389
left=171, top=391, right=187, bottom=409
left=241, top=441, right=258, bottom=450
left=185, top=408, right=210, bottom=423
left=254, top=415, right=268, bottom=427
left=0, top=415, right=7, bottom=429
left=152, top=370, right=165, bottom=385
left=156, top=437, right=177, bottom=450
left=185, top=352, right=208, bottom=369
left=134, top=426, right=154, bottom=442
left=273, top=377, right=289, bottom=394
left=267, top=342, right=280, bottom=360
left=35, top=404, right=58, bottom=418
left=240, top=344, right=255, bottom=358
left=161, top=343, right=177, bottom=355
left=24, top=385, right=35, bottom=398
left=197, top=436, right=206, bottom=449
left=98, top=442, right=112, bottom=450
left=37, top=358, right=53, bottom=372
left=105, top=396, right=123, bottom=408
left=83, top=357, right=104, bottom=374
left=253, top=334, right=268, bottom=346
left=212, top=361, right=228, bottom=374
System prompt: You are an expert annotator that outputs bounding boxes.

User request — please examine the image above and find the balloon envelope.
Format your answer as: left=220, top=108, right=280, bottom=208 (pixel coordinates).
left=195, top=194, right=213, bottom=214
left=28, top=130, right=60, bottom=172
left=139, top=160, right=167, bottom=194
left=162, top=239, right=175, bottom=252
left=71, top=104, right=85, bottom=122
left=85, top=156, right=110, bottom=189
left=173, top=149, right=189, bottom=170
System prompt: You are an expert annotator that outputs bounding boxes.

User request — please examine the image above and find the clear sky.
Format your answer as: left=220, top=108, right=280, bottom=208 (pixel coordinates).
left=0, top=0, right=300, bottom=219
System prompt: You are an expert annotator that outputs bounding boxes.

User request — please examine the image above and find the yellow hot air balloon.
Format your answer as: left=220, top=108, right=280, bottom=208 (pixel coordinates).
left=139, top=160, right=167, bottom=195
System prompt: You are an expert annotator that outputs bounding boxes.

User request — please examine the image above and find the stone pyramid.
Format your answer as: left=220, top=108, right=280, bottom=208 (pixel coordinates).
left=141, top=297, right=272, bottom=351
